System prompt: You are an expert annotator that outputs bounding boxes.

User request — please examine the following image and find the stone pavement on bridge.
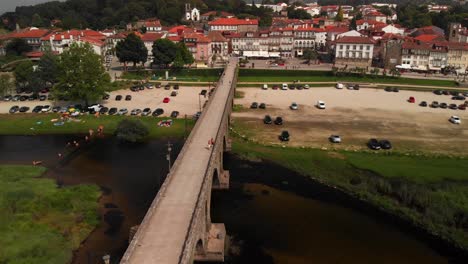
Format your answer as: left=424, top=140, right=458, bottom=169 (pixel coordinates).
left=120, top=57, right=237, bottom=264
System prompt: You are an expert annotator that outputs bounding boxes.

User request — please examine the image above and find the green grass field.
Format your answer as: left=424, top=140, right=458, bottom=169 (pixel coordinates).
left=0, top=165, right=100, bottom=264
left=232, top=139, right=468, bottom=249
left=238, top=69, right=458, bottom=87
left=121, top=69, right=223, bottom=82
left=0, top=114, right=193, bottom=139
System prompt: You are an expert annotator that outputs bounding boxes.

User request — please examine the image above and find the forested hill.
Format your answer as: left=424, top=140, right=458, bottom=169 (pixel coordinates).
left=0, top=0, right=253, bottom=30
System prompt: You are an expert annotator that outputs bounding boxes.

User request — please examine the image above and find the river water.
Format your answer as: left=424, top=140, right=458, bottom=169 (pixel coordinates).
left=0, top=136, right=461, bottom=264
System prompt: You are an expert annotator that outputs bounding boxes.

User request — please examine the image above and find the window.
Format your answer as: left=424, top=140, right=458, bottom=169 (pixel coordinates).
left=339, top=45, right=343, bottom=49
left=366, top=45, right=370, bottom=50
left=346, top=45, right=350, bottom=50
left=353, top=45, right=356, bottom=50
left=360, top=45, right=363, bottom=50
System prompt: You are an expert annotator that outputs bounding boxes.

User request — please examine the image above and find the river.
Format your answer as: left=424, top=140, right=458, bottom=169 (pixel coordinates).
left=0, top=136, right=461, bottom=263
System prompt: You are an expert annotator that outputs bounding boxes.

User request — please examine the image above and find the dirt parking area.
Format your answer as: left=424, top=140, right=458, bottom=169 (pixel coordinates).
left=0, top=86, right=209, bottom=117
left=234, top=87, right=468, bottom=154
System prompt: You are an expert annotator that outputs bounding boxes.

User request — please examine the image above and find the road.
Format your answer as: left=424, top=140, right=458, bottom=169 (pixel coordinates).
left=120, top=57, right=237, bottom=263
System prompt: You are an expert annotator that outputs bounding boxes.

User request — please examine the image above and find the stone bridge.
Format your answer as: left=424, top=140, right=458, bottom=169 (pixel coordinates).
left=120, top=57, right=238, bottom=264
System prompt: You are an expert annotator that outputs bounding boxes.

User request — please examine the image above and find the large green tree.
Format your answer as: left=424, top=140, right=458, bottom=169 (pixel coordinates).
left=6, top=38, right=32, bottom=56
left=53, top=43, right=110, bottom=106
left=37, top=50, right=59, bottom=85
left=177, top=42, right=194, bottom=65
left=152, top=39, right=177, bottom=68
left=116, top=33, right=148, bottom=68
left=302, top=48, right=318, bottom=64
left=14, top=60, right=34, bottom=88
left=0, top=74, right=13, bottom=95
left=335, top=6, right=344, bottom=22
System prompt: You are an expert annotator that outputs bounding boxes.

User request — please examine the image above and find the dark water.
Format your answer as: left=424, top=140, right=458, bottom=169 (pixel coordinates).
left=0, top=136, right=463, bottom=264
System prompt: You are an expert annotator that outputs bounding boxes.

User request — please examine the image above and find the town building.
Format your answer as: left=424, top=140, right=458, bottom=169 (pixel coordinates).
left=41, top=29, right=107, bottom=56
left=200, top=11, right=234, bottom=21
left=208, top=18, right=259, bottom=33
left=447, top=42, right=468, bottom=72
left=127, top=18, right=162, bottom=32
left=3, top=27, right=51, bottom=51
left=448, top=23, right=468, bottom=43
left=399, top=41, right=449, bottom=72
left=334, top=36, right=375, bottom=68
left=363, top=11, right=387, bottom=23
left=207, top=31, right=229, bottom=63
left=293, top=27, right=326, bottom=56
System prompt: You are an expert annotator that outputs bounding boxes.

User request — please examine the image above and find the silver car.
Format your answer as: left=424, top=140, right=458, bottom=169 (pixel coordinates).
left=329, top=135, right=341, bottom=143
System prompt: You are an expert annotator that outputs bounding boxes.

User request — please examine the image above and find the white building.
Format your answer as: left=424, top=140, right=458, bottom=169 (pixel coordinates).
left=334, top=36, right=375, bottom=67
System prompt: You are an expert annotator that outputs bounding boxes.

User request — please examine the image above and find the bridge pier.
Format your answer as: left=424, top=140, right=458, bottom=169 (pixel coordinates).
left=194, top=223, right=226, bottom=262
left=212, top=170, right=230, bottom=190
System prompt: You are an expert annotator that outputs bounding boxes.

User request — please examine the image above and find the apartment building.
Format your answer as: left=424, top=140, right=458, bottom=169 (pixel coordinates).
left=208, top=18, right=258, bottom=33
left=334, top=36, right=375, bottom=67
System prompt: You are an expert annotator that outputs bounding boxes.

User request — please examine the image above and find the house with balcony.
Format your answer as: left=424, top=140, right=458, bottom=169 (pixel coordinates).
left=208, top=18, right=259, bottom=33
left=293, top=27, right=326, bottom=56
left=334, top=36, right=375, bottom=68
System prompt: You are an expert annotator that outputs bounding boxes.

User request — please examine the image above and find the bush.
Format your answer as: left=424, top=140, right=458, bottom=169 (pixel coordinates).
left=115, top=119, right=149, bottom=142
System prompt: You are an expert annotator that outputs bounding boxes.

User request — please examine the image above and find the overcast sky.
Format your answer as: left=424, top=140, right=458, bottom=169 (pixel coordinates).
left=0, top=0, right=60, bottom=16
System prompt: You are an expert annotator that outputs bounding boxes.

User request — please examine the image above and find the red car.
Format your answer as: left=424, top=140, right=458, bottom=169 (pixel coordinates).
left=163, top=97, right=170, bottom=103
left=408, top=96, right=415, bottom=103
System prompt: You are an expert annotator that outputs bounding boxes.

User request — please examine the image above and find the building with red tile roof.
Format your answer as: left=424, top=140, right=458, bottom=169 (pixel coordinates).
left=334, top=36, right=375, bottom=67
left=209, top=18, right=259, bottom=33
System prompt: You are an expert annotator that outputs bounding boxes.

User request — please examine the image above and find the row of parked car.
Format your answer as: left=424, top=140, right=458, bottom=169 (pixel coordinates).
left=130, top=83, right=180, bottom=92
left=419, top=101, right=467, bottom=110
left=262, top=84, right=312, bottom=90
left=3, top=94, right=51, bottom=102
left=433, top=90, right=468, bottom=98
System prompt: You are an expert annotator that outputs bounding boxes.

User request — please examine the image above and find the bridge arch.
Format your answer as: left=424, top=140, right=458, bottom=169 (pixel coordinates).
left=212, top=168, right=220, bottom=189
left=195, top=239, right=204, bottom=255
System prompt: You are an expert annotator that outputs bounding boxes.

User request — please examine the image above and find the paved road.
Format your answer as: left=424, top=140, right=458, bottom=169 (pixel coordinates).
left=120, top=57, right=237, bottom=264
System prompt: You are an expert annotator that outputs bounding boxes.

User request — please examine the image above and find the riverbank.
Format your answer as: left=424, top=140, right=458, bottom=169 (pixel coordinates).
left=0, top=165, right=101, bottom=264
left=231, top=138, right=468, bottom=257
left=0, top=114, right=193, bottom=139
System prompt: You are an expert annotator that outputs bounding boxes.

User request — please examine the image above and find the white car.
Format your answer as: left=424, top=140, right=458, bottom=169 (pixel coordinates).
left=449, top=115, right=461, bottom=124
left=336, top=83, right=344, bottom=89
left=118, top=108, right=128, bottom=115
left=304, top=84, right=310, bottom=89
left=41, top=105, right=52, bottom=112
left=316, top=101, right=326, bottom=109
left=262, top=84, right=268, bottom=90
left=329, top=135, right=341, bottom=143
left=281, top=83, right=288, bottom=90
left=290, top=102, right=298, bottom=110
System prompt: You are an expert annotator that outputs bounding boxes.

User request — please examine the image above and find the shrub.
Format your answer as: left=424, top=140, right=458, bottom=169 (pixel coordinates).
left=115, top=119, right=149, bottom=142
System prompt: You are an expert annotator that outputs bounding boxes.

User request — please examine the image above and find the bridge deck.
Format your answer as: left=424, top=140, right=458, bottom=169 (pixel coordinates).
left=121, top=58, right=237, bottom=264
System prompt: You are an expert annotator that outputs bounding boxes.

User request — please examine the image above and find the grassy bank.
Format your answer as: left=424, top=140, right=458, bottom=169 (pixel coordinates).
left=0, top=165, right=100, bottom=264
left=232, top=139, right=468, bottom=250
left=238, top=69, right=458, bottom=87
left=121, top=68, right=223, bottom=82
left=0, top=114, right=194, bottom=138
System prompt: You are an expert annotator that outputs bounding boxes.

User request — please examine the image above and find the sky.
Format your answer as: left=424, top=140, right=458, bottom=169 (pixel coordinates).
left=0, top=0, right=61, bottom=16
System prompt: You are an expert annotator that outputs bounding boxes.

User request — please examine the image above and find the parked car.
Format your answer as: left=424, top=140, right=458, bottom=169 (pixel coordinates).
left=99, top=107, right=109, bottom=114
left=125, top=95, right=132, bottom=101
left=29, top=94, right=38, bottom=101
left=408, top=96, right=415, bottom=103
left=289, top=85, right=296, bottom=90
left=250, top=102, right=258, bottom=109
left=449, top=103, right=458, bottom=110
left=200, top=89, right=207, bottom=96
left=3, top=95, right=12, bottom=101
left=164, top=84, right=171, bottom=90
left=173, top=84, right=179, bottom=90
left=163, top=97, right=170, bottom=103
left=336, top=83, right=344, bottom=89
left=392, top=87, right=399, bottom=92
left=316, top=100, right=326, bottom=109
left=20, top=95, right=28, bottom=101
left=449, top=115, right=461, bottom=124
left=433, top=90, right=443, bottom=95
left=41, top=105, right=52, bottom=112
left=108, top=107, right=118, bottom=115
left=274, top=116, right=283, bottom=125
left=118, top=108, right=128, bottom=115
left=329, top=135, right=341, bottom=143
left=19, top=106, right=30, bottom=113
left=115, top=95, right=122, bottom=101
left=171, top=111, right=179, bottom=118
left=459, top=104, right=467, bottom=110
left=52, top=106, right=61, bottom=112
left=440, top=102, right=448, bottom=109
left=32, top=105, right=43, bottom=113
left=442, top=90, right=450, bottom=95
left=12, top=95, right=20, bottom=101
left=290, top=102, right=298, bottom=110
left=379, top=140, right=392, bottom=149
left=142, top=108, right=152, bottom=116
left=152, top=108, right=164, bottom=116
left=368, top=138, right=381, bottom=150
left=262, top=84, right=268, bottom=90
left=450, top=90, right=459, bottom=96
left=452, top=95, right=466, bottom=100
left=193, top=111, right=202, bottom=119
left=145, top=83, right=154, bottom=89
left=9, top=105, right=19, bottom=113
left=354, top=84, right=360, bottom=90
left=131, top=108, right=142, bottom=115
left=304, top=84, right=310, bottom=89
left=259, top=103, right=266, bottom=109
left=279, top=130, right=290, bottom=141
left=263, top=115, right=272, bottom=124
left=171, top=91, right=178, bottom=97
left=431, top=101, right=439, bottom=108
left=346, top=84, right=355, bottom=90
left=281, top=83, right=288, bottom=90
left=272, top=85, right=279, bottom=90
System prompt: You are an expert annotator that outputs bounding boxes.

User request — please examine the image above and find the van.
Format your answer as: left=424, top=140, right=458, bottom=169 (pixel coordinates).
left=281, top=83, right=288, bottom=90
left=262, top=84, right=268, bottom=90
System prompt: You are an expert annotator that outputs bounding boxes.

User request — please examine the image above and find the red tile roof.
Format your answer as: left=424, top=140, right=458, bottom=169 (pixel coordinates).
left=207, top=31, right=228, bottom=42
left=414, top=34, right=443, bottom=42
left=208, top=18, right=258, bottom=26
left=140, top=33, right=164, bottom=42
left=336, top=36, right=375, bottom=44
left=10, top=28, right=50, bottom=39
left=183, top=33, right=210, bottom=43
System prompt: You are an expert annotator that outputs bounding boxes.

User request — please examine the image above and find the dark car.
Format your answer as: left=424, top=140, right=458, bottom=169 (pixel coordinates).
left=9, top=105, right=19, bottom=113
left=296, top=85, right=303, bottom=90
left=392, top=87, right=399, bottom=92
left=200, top=89, right=207, bottom=96
left=19, top=106, right=30, bottom=113
left=449, top=103, right=458, bottom=110
left=384, top=87, right=393, bottom=92
left=442, top=90, right=450, bottom=95
left=452, top=95, right=466, bottom=100
left=115, top=95, right=122, bottom=101
left=459, top=104, right=467, bottom=110
left=193, top=111, right=202, bottom=119
left=433, top=90, right=443, bottom=95
left=272, top=85, right=279, bottom=90
left=368, top=138, right=381, bottom=150
left=379, top=140, right=392, bottom=150
left=274, top=116, right=283, bottom=125
left=52, top=106, right=61, bottom=112
left=99, top=107, right=109, bottom=114
left=263, top=115, right=272, bottom=124
left=171, top=111, right=179, bottom=118
left=450, top=90, right=459, bottom=96
left=259, top=103, right=266, bottom=109
left=125, top=95, right=132, bottom=101
left=419, top=101, right=427, bottom=107
left=102, top=94, right=110, bottom=100
left=171, top=91, right=178, bottom=97
left=130, top=86, right=140, bottom=92
left=3, top=95, right=12, bottom=101
left=164, top=84, right=171, bottom=90
left=12, top=95, right=21, bottom=101
left=108, top=107, right=118, bottom=115
left=250, top=102, right=258, bottom=109
left=142, top=108, right=152, bottom=116
left=289, top=85, right=296, bottom=90
left=440, top=102, right=448, bottom=109
left=152, top=108, right=164, bottom=116
left=174, top=84, right=179, bottom=90
left=354, top=84, right=360, bottom=90
left=39, top=95, right=47, bottom=101
left=32, top=105, right=43, bottom=113
left=28, top=94, right=38, bottom=101
left=139, top=85, right=145, bottom=91
left=279, top=130, right=290, bottom=141
left=431, top=101, right=439, bottom=108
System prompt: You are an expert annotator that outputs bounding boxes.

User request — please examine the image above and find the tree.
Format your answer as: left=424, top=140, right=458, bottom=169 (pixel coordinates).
left=172, top=50, right=185, bottom=70
left=116, top=33, right=148, bottom=68
left=115, top=119, right=149, bottom=142
left=14, top=61, right=34, bottom=88
left=350, top=16, right=357, bottom=30
left=302, top=48, right=318, bottom=64
left=0, top=74, right=13, bottom=95
left=5, top=38, right=32, bottom=56
left=37, top=50, right=59, bottom=85
left=177, top=42, right=194, bottom=65
left=31, top=13, right=44, bottom=27
left=389, top=68, right=401, bottom=78
left=152, top=39, right=177, bottom=68
left=335, top=6, right=343, bottom=22
left=53, top=43, right=110, bottom=106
